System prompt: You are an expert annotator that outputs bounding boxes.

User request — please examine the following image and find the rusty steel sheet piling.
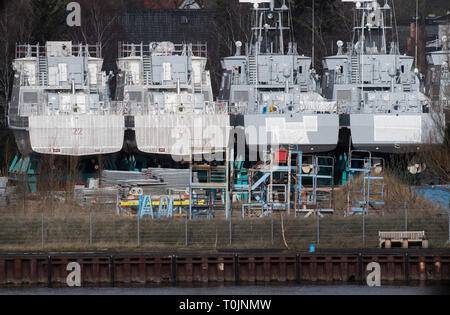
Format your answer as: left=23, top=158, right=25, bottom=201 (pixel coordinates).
left=0, top=251, right=449, bottom=286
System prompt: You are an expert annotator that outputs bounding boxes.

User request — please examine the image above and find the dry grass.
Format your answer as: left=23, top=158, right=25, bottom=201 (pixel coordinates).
left=0, top=202, right=448, bottom=251
left=1, top=165, right=448, bottom=252
left=333, top=170, right=444, bottom=216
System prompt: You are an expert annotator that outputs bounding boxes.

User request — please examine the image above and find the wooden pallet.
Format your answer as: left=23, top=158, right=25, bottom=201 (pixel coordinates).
left=379, top=231, right=428, bottom=248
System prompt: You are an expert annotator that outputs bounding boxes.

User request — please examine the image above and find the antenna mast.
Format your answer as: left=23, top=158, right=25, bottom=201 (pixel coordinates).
left=312, top=0, right=315, bottom=69
left=415, top=0, right=418, bottom=69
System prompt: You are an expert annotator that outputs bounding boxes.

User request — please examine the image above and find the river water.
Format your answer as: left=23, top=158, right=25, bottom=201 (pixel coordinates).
left=1, top=282, right=449, bottom=295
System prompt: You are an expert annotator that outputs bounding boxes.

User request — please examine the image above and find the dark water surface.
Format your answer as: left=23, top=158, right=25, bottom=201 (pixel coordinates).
left=1, top=282, right=449, bottom=295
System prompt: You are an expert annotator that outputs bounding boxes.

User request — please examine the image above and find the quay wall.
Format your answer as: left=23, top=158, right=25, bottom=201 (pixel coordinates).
left=0, top=250, right=449, bottom=286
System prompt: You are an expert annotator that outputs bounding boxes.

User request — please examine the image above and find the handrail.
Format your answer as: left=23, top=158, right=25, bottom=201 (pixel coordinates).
left=119, top=42, right=207, bottom=58
left=16, top=43, right=102, bottom=59
left=16, top=101, right=230, bottom=117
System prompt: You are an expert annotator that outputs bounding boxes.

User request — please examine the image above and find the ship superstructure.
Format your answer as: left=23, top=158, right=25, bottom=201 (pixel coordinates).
left=219, top=0, right=339, bottom=155
left=8, top=41, right=124, bottom=157
left=322, top=0, right=444, bottom=153
left=427, top=35, right=449, bottom=110
left=116, top=42, right=229, bottom=160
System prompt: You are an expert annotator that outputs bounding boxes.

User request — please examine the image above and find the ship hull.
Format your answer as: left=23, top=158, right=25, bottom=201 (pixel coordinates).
left=134, top=113, right=231, bottom=160
left=10, top=128, right=33, bottom=156
left=13, top=115, right=125, bottom=156
left=350, top=113, right=445, bottom=153
left=235, top=113, right=340, bottom=154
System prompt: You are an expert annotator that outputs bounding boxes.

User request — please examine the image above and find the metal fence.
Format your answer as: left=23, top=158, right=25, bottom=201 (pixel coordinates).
left=0, top=205, right=449, bottom=251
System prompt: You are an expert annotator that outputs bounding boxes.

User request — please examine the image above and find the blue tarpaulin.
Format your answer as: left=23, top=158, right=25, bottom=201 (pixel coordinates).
left=413, top=185, right=450, bottom=211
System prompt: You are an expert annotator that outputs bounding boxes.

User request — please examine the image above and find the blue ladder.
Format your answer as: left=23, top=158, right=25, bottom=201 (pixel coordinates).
left=139, top=195, right=154, bottom=218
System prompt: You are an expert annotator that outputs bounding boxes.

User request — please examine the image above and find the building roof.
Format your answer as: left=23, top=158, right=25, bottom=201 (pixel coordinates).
left=128, top=0, right=200, bottom=9
left=406, top=13, right=450, bottom=25
left=120, top=9, right=214, bottom=44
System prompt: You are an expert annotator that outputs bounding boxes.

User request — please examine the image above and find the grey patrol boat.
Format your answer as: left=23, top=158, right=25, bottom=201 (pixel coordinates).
left=322, top=0, right=444, bottom=153
left=8, top=41, right=124, bottom=156
left=116, top=42, right=229, bottom=160
left=219, top=0, right=339, bottom=155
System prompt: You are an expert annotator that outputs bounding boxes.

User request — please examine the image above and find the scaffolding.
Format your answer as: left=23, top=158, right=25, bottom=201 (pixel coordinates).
left=346, top=150, right=385, bottom=216
left=231, top=148, right=335, bottom=218
left=139, top=194, right=194, bottom=218
left=118, top=42, right=207, bottom=58
left=296, top=154, right=335, bottom=217
left=16, top=42, right=101, bottom=59
left=8, top=153, right=41, bottom=194
left=188, top=146, right=230, bottom=219
left=231, top=151, right=287, bottom=218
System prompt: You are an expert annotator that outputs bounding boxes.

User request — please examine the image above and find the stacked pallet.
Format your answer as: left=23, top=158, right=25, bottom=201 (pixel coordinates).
left=73, top=185, right=119, bottom=208
left=102, top=169, right=190, bottom=191
left=101, top=170, right=165, bottom=187
left=144, top=168, right=190, bottom=191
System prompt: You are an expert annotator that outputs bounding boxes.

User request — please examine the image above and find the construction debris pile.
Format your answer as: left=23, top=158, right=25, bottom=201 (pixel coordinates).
left=72, top=169, right=191, bottom=213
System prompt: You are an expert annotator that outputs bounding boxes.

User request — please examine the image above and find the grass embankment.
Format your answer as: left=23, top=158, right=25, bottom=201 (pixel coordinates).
left=0, top=193, right=448, bottom=251
left=0, top=168, right=448, bottom=251
left=333, top=171, right=444, bottom=215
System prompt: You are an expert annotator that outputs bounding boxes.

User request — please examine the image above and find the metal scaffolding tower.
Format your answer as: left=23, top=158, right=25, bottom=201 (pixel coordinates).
left=188, top=146, right=230, bottom=219
left=231, top=148, right=335, bottom=218
left=347, top=150, right=385, bottom=216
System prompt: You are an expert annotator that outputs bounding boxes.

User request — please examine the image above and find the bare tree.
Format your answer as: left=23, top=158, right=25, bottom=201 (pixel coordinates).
left=208, top=0, right=252, bottom=91
left=291, top=0, right=352, bottom=70
left=69, top=0, right=125, bottom=50
left=0, top=1, right=33, bottom=127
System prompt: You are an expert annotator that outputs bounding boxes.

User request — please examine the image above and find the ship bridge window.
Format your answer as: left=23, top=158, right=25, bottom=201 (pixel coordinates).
left=23, top=92, right=38, bottom=103
left=234, top=91, right=249, bottom=102
left=337, top=90, right=351, bottom=101
left=129, top=91, right=142, bottom=102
